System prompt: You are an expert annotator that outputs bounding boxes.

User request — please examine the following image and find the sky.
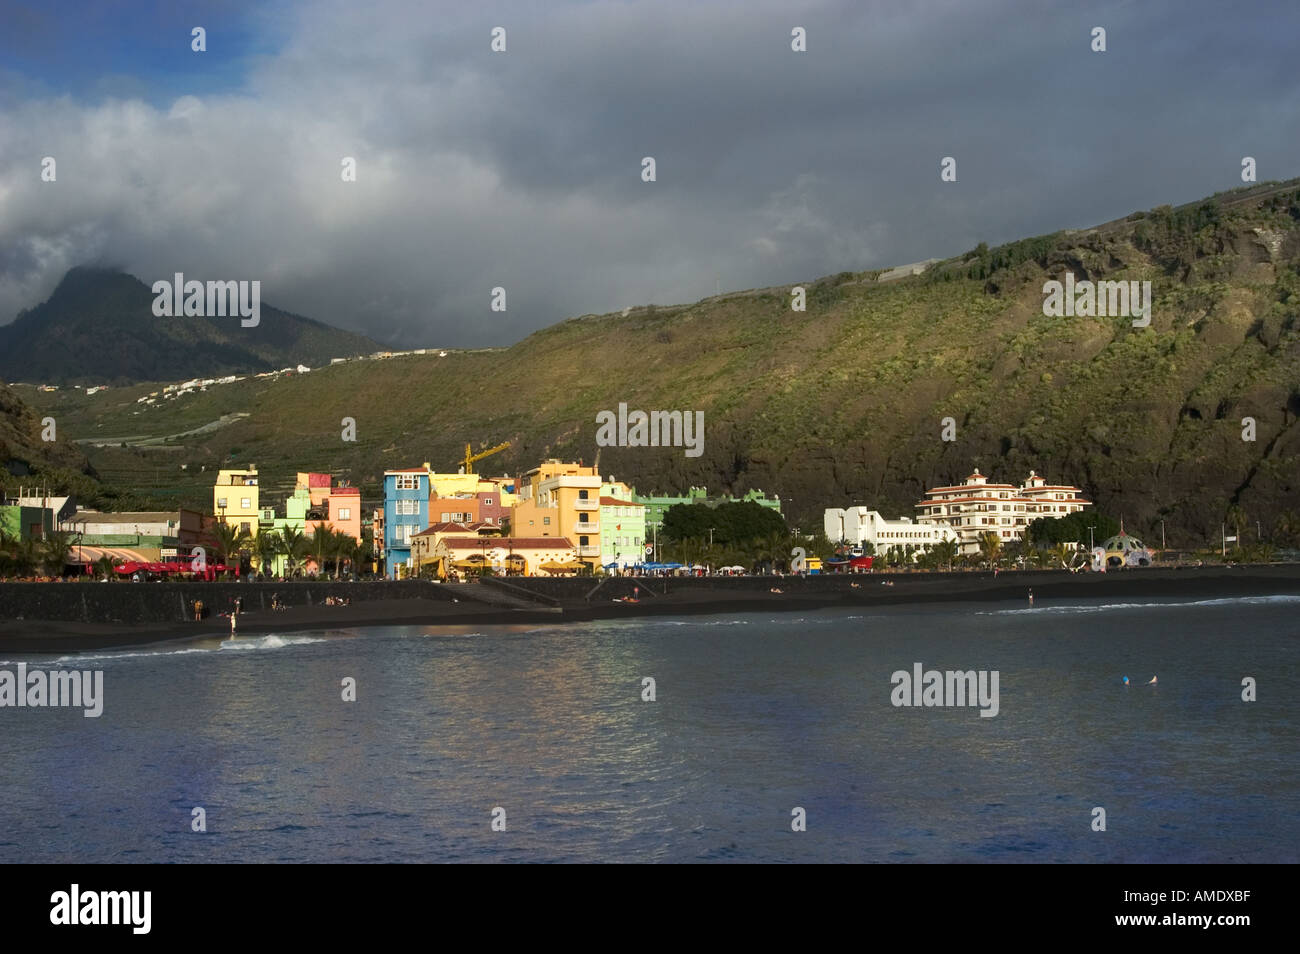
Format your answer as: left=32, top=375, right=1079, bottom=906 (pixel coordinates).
left=1, top=0, right=1298, bottom=348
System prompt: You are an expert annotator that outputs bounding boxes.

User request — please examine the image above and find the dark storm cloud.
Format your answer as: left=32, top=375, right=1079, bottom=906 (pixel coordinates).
left=0, top=0, right=1297, bottom=349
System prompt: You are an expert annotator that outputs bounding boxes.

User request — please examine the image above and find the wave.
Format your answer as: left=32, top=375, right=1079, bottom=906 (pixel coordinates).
left=215, top=634, right=327, bottom=652
left=33, top=632, right=327, bottom=664
left=977, top=594, right=1300, bottom=616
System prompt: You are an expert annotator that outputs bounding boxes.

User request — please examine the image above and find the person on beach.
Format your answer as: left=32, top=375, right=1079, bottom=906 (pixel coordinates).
left=230, top=612, right=237, bottom=635
left=193, top=599, right=204, bottom=621
left=1028, top=588, right=1034, bottom=606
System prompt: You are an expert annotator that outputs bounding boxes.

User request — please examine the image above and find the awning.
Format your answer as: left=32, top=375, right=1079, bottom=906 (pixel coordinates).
left=73, top=544, right=155, bottom=564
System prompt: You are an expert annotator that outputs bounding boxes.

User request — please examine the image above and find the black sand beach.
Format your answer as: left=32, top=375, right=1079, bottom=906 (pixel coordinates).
left=2, top=564, right=1298, bottom=654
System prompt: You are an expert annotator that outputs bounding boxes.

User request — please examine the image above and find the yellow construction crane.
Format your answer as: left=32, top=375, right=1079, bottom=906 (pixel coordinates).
left=462, top=441, right=510, bottom=474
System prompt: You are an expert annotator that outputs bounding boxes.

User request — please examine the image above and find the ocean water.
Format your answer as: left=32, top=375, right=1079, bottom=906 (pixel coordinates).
left=2, top=595, right=1297, bottom=863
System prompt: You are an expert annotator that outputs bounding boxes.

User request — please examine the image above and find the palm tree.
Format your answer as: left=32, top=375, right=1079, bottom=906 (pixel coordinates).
left=1050, top=543, right=1073, bottom=569
left=332, top=533, right=356, bottom=579
left=206, top=522, right=251, bottom=574
left=94, top=555, right=117, bottom=581
left=977, top=532, right=1003, bottom=569
left=1225, top=504, right=1248, bottom=546
left=256, top=530, right=282, bottom=578
left=933, top=537, right=960, bottom=571
left=331, top=531, right=361, bottom=579
left=38, top=530, right=76, bottom=577
left=308, top=526, right=335, bottom=578
left=278, top=526, right=309, bottom=578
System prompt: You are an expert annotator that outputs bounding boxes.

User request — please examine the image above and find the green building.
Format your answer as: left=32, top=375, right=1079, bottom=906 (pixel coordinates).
left=632, top=486, right=783, bottom=533
left=0, top=505, right=53, bottom=541
left=599, top=483, right=647, bottom=569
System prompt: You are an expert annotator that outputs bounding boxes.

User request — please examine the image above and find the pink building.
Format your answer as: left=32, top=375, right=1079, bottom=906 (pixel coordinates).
left=299, top=472, right=363, bottom=543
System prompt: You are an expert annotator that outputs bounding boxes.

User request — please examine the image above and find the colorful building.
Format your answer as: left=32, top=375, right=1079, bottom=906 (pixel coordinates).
left=428, top=535, right=576, bottom=578
left=510, top=460, right=602, bottom=570
left=296, top=472, right=362, bottom=542
left=382, top=468, right=431, bottom=577
left=411, top=520, right=501, bottom=572
left=598, top=484, right=645, bottom=569
left=213, top=466, right=261, bottom=537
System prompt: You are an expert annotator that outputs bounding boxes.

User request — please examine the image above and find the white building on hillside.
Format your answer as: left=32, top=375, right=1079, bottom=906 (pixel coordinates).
left=915, top=469, right=1091, bottom=555
left=824, top=507, right=959, bottom=556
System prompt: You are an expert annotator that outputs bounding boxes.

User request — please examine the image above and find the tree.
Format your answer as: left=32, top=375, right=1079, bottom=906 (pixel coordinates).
left=256, top=531, right=282, bottom=577
left=39, top=530, right=77, bottom=576
left=333, top=533, right=360, bottom=578
left=806, top=529, right=838, bottom=562
left=1050, top=543, right=1073, bottom=569
left=1027, top=511, right=1119, bottom=546
left=1275, top=509, right=1300, bottom=547
left=1225, top=504, right=1248, bottom=546
left=94, top=555, right=117, bottom=580
left=309, top=526, right=342, bottom=578
left=977, top=532, right=1003, bottom=568
left=277, top=527, right=310, bottom=578
left=206, top=522, right=251, bottom=572
left=932, top=538, right=959, bottom=570
left=661, top=500, right=786, bottom=547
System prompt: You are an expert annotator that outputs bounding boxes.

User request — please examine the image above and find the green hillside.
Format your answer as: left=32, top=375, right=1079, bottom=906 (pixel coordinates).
left=24, top=179, right=1300, bottom=547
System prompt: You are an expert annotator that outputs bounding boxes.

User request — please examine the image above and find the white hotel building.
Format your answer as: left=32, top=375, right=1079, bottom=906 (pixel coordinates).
left=824, top=507, right=960, bottom=554
left=915, top=469, right=1091, bottom=555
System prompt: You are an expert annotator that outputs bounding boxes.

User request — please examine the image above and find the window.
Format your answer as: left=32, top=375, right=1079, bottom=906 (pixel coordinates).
left=579, top=536, right=589, bottom=546
left=339, top=508, right=351, bottom=520
left=485, top=498, right=493, bottom=506
left=241, top=498, right=251, bottom=509
left=543, top=517, right=551, bottom=525
left=217, top=497, right=227, bottom=509
left=396, top=475, right=419, bottom=490
left=240, top=522, right=250, bottom=533
left=579, top=514, right=590, bottom=524
left=578, top=489, right=589, bottom=499
left=397, top=500, right=418, bottom=516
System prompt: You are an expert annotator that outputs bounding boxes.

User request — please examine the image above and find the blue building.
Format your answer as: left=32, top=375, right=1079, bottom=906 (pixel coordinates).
left=383, top=467, right=430, bottom=578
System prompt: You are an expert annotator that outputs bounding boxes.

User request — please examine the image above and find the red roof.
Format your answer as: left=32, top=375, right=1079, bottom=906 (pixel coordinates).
left=331, top=487, right=360, bottom=496
left=413, top=521, right=494, bottom=537
left=600, top=496, right=643, bottom=506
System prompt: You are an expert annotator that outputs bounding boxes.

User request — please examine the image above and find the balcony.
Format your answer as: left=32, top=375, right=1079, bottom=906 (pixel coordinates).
left=574, top=521, right=599, bottom=535
left=577, top=545, right=601, bottom=557
left=573, top=498, right=599, bottom=511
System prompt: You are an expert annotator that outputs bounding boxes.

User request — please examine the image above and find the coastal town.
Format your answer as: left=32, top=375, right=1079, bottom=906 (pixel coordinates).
left=2, top=443, right=1199, bottom=581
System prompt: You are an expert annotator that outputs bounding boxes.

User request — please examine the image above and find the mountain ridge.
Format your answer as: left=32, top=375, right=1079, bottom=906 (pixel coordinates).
left=0, top=267, right=380, bottom=385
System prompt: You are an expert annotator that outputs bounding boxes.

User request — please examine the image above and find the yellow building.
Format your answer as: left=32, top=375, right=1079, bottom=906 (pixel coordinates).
left=510, top=459, right=602, bottom=569
left=213, top=466, right=260, bottom=536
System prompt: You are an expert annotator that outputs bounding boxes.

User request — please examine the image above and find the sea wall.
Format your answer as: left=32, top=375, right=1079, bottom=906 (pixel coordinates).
left=494, top=565, right=1300, bottom=603
left=0, top=579, right=464, bottom=624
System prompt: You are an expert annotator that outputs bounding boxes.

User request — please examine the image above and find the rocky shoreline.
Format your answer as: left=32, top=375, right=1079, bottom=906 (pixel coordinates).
left=1, top=564, right=1297, bottom=654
